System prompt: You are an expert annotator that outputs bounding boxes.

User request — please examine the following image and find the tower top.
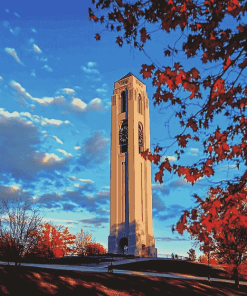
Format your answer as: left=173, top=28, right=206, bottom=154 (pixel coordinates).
left=117, top=72, right=143, bottom=84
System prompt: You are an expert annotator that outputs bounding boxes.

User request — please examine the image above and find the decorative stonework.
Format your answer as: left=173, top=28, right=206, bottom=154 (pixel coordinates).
left=136, top=79, right=144, bottom=88
left=118, top=79, right=129, bottom=86
left=112, top=95, right=116, bottom=106
left=128, top=88, right=133, bottom=100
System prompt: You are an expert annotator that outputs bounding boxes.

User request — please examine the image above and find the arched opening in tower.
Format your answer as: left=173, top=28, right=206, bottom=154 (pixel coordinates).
left=119, top=237, right=128, bottom=255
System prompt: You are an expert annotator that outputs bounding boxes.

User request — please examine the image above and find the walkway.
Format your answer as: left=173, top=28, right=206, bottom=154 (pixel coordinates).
left=1, top=260, right=246, bottom=286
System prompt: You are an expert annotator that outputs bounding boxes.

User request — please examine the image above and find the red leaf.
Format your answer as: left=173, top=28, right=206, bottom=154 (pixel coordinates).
left=191, top=209, right=198, bottom=220
left=187, top=118, right=198, bottom=132
left=140, top=64, right=155, bottom=79
left=176, top=222, right=185, bottom=235
left=94, top=33, right=101, bottom=41
left=155, top=171, right=163, bottom=183
left=140, top=27, right=151, bottom=43
left=116, top=36, right=123, bottom=47
left=224, top=57, right=231, bottom=70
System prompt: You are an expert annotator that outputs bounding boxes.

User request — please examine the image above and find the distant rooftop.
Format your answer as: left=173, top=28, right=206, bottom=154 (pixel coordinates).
left=117, top=72, right=143, bottom=84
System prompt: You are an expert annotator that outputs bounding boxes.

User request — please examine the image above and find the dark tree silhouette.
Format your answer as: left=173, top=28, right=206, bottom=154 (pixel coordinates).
left=0, top=199, right=43, bottom=266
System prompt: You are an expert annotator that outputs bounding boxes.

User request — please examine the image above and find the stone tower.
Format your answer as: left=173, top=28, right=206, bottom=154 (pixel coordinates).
left=108, top=72, right=157, bottom=257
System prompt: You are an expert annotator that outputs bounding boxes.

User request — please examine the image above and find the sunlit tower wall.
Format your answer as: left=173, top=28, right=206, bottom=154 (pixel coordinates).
left=108, top=72, right=157, bottom=257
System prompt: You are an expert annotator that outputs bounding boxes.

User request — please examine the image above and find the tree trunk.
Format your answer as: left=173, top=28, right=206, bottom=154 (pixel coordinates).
left=234, top=267, right=239, bottom=288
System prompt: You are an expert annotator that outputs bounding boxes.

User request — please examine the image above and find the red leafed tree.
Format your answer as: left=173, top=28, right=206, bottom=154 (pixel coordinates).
left=176, top=187, right=247, bottom=287
left=85, top=242, right=107, bottom=256
left=88, top=0, right=247, bottom=196
left=36, top=223, right=76, bottom=258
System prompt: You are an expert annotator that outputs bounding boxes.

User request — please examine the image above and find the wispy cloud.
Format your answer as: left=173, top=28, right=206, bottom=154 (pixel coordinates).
left=9, top=27, right=20, bottom=35
left=42, top=64, right=53, bottom=72
left=78, top=218, right=108, bottom=227
left=156, top=236, right=189, bottom=242
left=161, top=155, right=177, bottom=162
left=190, top=148, right=199, bottom=156
left=33, top=44, right=42, bottom=53
left=52, top=136, right=63, bottom=144
left=5, top=48, right=22, bottom=64
left=69, top=176, right=94, bottom=185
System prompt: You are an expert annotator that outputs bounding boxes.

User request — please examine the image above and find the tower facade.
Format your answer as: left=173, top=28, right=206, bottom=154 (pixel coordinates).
left=108, top=72, right=157, bottom=257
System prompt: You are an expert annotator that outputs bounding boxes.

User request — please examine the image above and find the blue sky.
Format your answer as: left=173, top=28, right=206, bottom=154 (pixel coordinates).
left=0, top=0, right=242, bottom=257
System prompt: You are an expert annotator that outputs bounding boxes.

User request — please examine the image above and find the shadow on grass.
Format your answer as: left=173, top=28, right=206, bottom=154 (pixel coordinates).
left=0, top=265, right=247, bottom=295
left=112, top=260, right=246, bottom=281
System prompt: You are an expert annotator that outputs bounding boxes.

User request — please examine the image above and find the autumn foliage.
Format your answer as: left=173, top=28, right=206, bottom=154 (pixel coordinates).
left=176, top=187, right=247, bottom=286
left=85, top=242, right=107, bottom=256
left=33, top=223, right=76, bottom=259
left=89, top=0, right=247, bottom=195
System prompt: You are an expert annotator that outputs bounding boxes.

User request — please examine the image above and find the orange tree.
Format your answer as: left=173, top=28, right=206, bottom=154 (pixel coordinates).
left=35, top=223, right=76, bottom=258
left=88, top=0, right=247, bottom=195
left=85, top=242, right=107, bottom=256
left=175, top=187, right=247, bottom=287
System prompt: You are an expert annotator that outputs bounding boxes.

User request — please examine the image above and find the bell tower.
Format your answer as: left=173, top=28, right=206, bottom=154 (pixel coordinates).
left=108, top=72, right=157, bottom=257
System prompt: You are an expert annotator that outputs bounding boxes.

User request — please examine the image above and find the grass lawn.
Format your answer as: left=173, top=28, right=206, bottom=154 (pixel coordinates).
left=0, top=263, right=247, bottom=295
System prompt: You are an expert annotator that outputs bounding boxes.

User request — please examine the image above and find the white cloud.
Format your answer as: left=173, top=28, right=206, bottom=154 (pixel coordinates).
left=64, top=120, right=70, bottom=125
left=69, top=176, right=94, bottom=185
left=96, top=88, right=107, bottom=93
left=71, top=98, right=87, bottom=112
left=86, top=98, right=104, bottom=112
left=81, top=66, right=99, bottom=74
left=0, top=76, right=2, bottom=81
left=62, top=88, right=75, bottom=95
left=87, top=62, right=97, bottom=68
left=190, top=148, right=199, bottom=156
left=20, top=111, right=68, bottom=127
left=5, top=48, right=22, bottom=64
left=10, top=81, right=32, bottom=99
left=43, top=118, right=63, bottom=127
left=52, top=136, right=63, bottom=144
left=74, top=146, right=81, bottom=150
left=0, top=110, right=72, bottom=180
left=33, top=44, right=42, bottom=53
left=32, top=96, right=66, bottom=107
left=57, top=149, right=68, bottom=155
left=42, top=65, right=53, bottom=72
left=160, top=156, right=177, bottom=163
left=78, top=178, right=94, bottom=185
left=42, top=152, right=72, bottom=165
left=10, top=81, right=66, bottom=107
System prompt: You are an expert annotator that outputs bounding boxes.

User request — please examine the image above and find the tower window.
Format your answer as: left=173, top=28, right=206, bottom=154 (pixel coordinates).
left=138, top=94, right=142, bottom=114
left=121, top=91, right=127, bottom=113
left=119, top=120, right=128, bottom=153
left=138, top=122, right=143, bottom=153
